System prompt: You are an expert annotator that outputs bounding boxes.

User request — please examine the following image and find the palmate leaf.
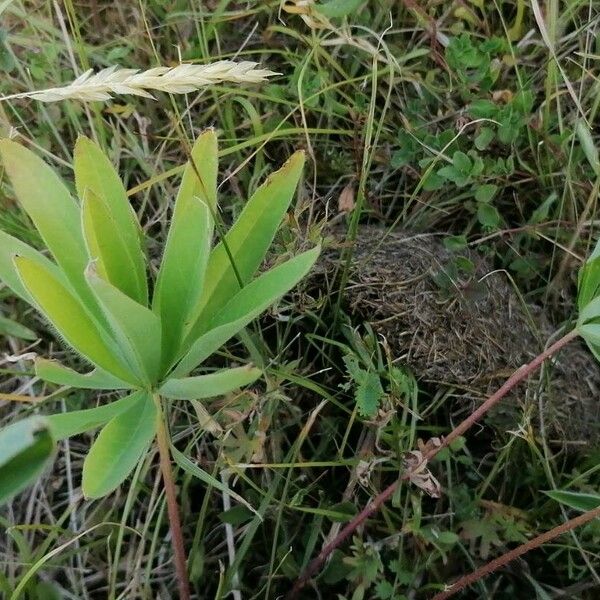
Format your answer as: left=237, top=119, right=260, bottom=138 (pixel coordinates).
left=0, top=139, right=96, bottom=312
left=0, top=416, right=54, bottom=505
left=81, top=190, right=146, bottom=304
left=74, top=136, right=147, bottom=304
left=86, top=268, right=161, bottom=383
left=173, top=246, right=320, bottom=377
left=185, top=150, right=305, bottom=341
left=82, top=392, right=156, bottom=498
left=35, top=358, right=131, bottom=390
left=14, top=255, right=135, bottom=384
left=160, top=365, right=261, bottom=400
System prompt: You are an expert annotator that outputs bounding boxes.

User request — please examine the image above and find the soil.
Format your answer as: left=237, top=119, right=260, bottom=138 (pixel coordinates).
left=307, top=226, right=600, bottom=447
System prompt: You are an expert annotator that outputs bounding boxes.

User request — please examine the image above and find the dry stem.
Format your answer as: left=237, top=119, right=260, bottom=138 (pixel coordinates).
left=154, top=395, right=191, bottom=600
left=289, top=328, right=579, bottom=598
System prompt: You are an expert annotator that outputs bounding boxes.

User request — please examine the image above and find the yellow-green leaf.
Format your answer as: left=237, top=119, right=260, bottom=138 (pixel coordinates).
left=35, top=358, right=131, bottom=390
left=74, top=136, right=147, bottom=303
left=0, top=139, right=93, bottom=307
left=160, top=365, right=261, bottom=400
left=14, top=255, right=134, bottom=383
left=186, top=150, right=305, bottom=339
left=153, top=196, right=213, bottom=371
left=47, top=392, right=140, bottom=440
left=173, top=246, right=320, bottom=377
left=81, top=190, right=146, bottom=303
left=87, top=268, right=161, bottom=384
left=82, top=392, right=156, bottom=498
left=0, top=229, right=62, bottom=304
left=176, top=129, right=218, bottom=212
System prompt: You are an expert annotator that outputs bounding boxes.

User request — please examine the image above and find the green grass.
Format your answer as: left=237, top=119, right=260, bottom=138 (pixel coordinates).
left=1, top=1, right=600, bottom=598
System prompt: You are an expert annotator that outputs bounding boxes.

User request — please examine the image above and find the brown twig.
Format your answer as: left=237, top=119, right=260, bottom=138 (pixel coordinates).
left=154, top=394, right=191, bottom=600
left=289, top=328, right=579, bottom=598
left=432, top=505, right=600, bottom=599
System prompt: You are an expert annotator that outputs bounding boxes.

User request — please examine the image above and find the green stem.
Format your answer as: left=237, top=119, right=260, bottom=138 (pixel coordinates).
left=154, top=394, right=191, bottom=600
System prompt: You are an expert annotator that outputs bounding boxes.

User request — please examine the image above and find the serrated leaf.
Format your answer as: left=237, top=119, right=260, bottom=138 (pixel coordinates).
left=153, top=196, right=212, bottom=371
left=174, top=246, right=320, bottom=377
left=475, top=127, right=494, bottom=150
left=0, top=416, right=54, bottom=505
left=356, top=371, right=383, bottom=418
left=0, top=139, right=95, bottom=309
left=14, top=255, right=134, bottom=383
left=82, top=392, right=156, bottom=498
left=87, top=268, right=161, bottom=383
left=186, top=151, right=305, bottom=338
left=477, top=202, right=501, bottom=228
left=81, top=190, right=146, bottom=303
left=160, top=365, right=261, bottom=400
left=47, top=393, right=137, bottom=439
left=544, top=489, right=600, bottom=512
left=35, top=358, right=131, bottom=390
left=74, top=136, right=147, bottom=303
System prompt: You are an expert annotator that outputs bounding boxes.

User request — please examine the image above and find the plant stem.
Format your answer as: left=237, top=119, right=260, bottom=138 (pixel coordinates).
left=432, top=505, right=600, bottom=599
left=154, top=394, right=191, bottom=600
left=289, top=328, right=579, bottom=597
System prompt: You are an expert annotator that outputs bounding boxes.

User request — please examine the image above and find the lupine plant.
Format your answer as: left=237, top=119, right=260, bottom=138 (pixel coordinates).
left=0, top=130, right=318, bottom=597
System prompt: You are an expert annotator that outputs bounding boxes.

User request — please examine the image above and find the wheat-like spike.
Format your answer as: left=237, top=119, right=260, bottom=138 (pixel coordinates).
left=1, top=61, right=279, bottom=103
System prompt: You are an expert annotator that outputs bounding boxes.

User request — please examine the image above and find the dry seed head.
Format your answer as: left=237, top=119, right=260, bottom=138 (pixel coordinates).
left=2, top=61, right=279, bottom=103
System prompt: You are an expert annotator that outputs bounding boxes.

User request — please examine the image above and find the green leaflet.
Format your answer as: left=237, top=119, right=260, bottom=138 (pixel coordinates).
left=0, top=139, right=94, bottom=309
left=74, top=136, right=147, bottom=303
left=0, top=416, right=54, bottom=505
left=153, top=196, right=213, bottom=371
left=544, top=489, right=600, bottom=512
left=35, top=358, right=131, bottom=390
left=46, top=393, right=137, bottom=439
left=173, top=246, right=320, bottom=378
left=578, top=256, right=600, bottom=310
left=160, top=365, right=261, bottom=400
left=0, top=229, right=66, bottom=305
left=86, top=269, right=162, bottom=383
left=14, top=255, right=134, bottom=384
left=176, top=129, right=218, bottom=211
left=186, top=150, right=305, bottom=339
left=82, top=392, right=156, bottom=498
left=81, top=190, right=146, bottom=304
